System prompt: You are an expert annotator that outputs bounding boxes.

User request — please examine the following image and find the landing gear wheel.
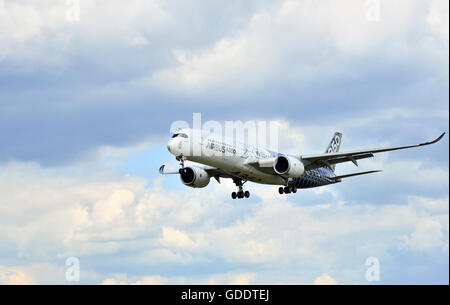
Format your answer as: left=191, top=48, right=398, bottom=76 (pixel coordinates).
left=278, top=187, right=284, bottom=194
left=284, top=186, right=291, bottom=194
left=231, top=192, right=237, bottom=199
left=292, top=187, right=297, bottom=193
left=232, top=178, right=250, bottom=199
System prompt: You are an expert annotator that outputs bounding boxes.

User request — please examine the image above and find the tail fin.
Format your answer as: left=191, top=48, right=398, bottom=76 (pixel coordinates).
left=325, top=132, right=342, bottom=172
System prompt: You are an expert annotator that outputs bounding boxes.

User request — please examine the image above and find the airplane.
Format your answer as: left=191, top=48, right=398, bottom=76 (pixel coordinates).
left=159, top=129, right=445, bottom=199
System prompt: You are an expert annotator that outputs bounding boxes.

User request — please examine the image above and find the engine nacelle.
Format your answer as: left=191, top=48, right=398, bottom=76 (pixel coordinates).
left=274, top=155, right=305, bottom=178
left=179, top=166, right=210, bottom=188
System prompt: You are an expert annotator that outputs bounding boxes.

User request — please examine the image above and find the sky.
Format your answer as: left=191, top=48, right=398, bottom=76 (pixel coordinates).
left=0, top=0, right=448, bottom=284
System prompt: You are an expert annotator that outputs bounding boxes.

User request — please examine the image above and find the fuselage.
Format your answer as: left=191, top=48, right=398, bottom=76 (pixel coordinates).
left=167, top=128, right=339, bottom=188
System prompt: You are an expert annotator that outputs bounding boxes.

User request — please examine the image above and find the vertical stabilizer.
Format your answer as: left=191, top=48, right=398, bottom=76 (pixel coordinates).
left=325, top=132, right=342, bottom=172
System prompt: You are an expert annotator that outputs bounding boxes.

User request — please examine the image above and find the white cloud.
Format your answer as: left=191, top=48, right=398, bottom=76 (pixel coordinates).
left=0, top=158, right=448, bottom=284
left=400, top=218, right=447, bottom=252
left=93, top=189, right=135, bottom=224
left=128, top=32, right=149, bottom=46
left=0, top=265, right=36, bottom=285
left=364, top=159, right=449, bottom=192
left=145, top=0, right=447, bottom=95
left=101, top=277, right=124, bottom=285
left=159, top=227, right=201, bottom=250
left=409, top=196, right=449, bottom=214
left=313, top=273, right=338, bottom=285
left=100, top=271, right=258, bottom=285
left=427, top=0, right=449, bottom=45
left=0, top=0, right=169, bottom=68
left=101, top=274, right=168, bottom=285
left=229, top=273, right=256, bottom=285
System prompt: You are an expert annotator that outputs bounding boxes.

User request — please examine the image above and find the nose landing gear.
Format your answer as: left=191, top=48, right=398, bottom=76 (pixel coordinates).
left=176, top=155, right=186, bottom=169
left=176, top=156, right=187, bottom=175
left=231, top=178, right=250, bottom=199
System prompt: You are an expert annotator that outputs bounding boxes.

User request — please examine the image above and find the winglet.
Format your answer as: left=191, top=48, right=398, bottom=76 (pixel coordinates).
left=159, top=165, right=181, bottom=175
left=427, top=132, right=446, bottom=145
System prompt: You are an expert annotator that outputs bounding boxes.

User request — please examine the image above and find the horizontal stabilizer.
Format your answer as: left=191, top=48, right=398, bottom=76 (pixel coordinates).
left=332, top=170, right=382, bottom=180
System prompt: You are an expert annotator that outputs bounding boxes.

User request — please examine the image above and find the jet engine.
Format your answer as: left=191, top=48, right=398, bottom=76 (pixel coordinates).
left=179, top=166, right=210, bottom=188
left=273, top=155, right=305, bottom=178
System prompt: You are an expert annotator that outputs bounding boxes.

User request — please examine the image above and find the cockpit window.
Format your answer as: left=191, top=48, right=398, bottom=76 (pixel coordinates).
left=171, top=133, right=188, bottom=138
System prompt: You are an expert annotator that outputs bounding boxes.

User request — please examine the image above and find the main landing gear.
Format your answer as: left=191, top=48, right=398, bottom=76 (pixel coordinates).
left=278, top=185, right=297, bottom=195
left=231, top=178, right=250, bottom=199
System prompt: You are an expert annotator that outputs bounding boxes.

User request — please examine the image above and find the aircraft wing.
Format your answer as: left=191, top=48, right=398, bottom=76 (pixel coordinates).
left=203, top=166, right=236, bottom=180
left=300, top=132, right=445, bottom=171
left=243, top=157, right=280, bottom=175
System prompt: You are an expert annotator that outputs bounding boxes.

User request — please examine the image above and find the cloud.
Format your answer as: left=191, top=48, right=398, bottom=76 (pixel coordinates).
left=0, top=265, right=36, bottom=285
left=99, top=271, right=257, bottom=285
left=159, top=227, right=201, bottom=250
left=229, top=273, right=256, bottom=285
left=0, top=0, right=169, bottom=65
left=146, top=0, right=447, bottom=95
left=0, top=160, right=447, bottom=283
left=93, top=189, right=135, bottom=224
left=410, top=196, right=450, bottom=214
left=400, top=218, right=447, bottom=252
left=427, top=0, right=450, bottom=45
left=313, top=274, right=338, bottom=285
left=128, top=32, right=149, bottom=46
left=101, top=274, right=168, bottom=285
left=0, top=0, right=447, bottom=166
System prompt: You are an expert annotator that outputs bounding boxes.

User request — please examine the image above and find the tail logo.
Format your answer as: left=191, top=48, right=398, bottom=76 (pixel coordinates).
left=327, top=134, right=341, bottom=153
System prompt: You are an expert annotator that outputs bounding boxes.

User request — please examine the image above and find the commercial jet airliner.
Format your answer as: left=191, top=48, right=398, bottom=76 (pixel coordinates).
left=159, top=129, right=445, bottom=199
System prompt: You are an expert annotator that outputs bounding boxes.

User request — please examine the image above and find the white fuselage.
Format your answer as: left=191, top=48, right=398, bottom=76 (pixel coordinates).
left=167, top=128, right=286, bottom=185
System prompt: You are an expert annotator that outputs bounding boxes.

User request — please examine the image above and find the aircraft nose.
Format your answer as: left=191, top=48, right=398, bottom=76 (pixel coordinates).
left=167, top=139, right=177, bottom=155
